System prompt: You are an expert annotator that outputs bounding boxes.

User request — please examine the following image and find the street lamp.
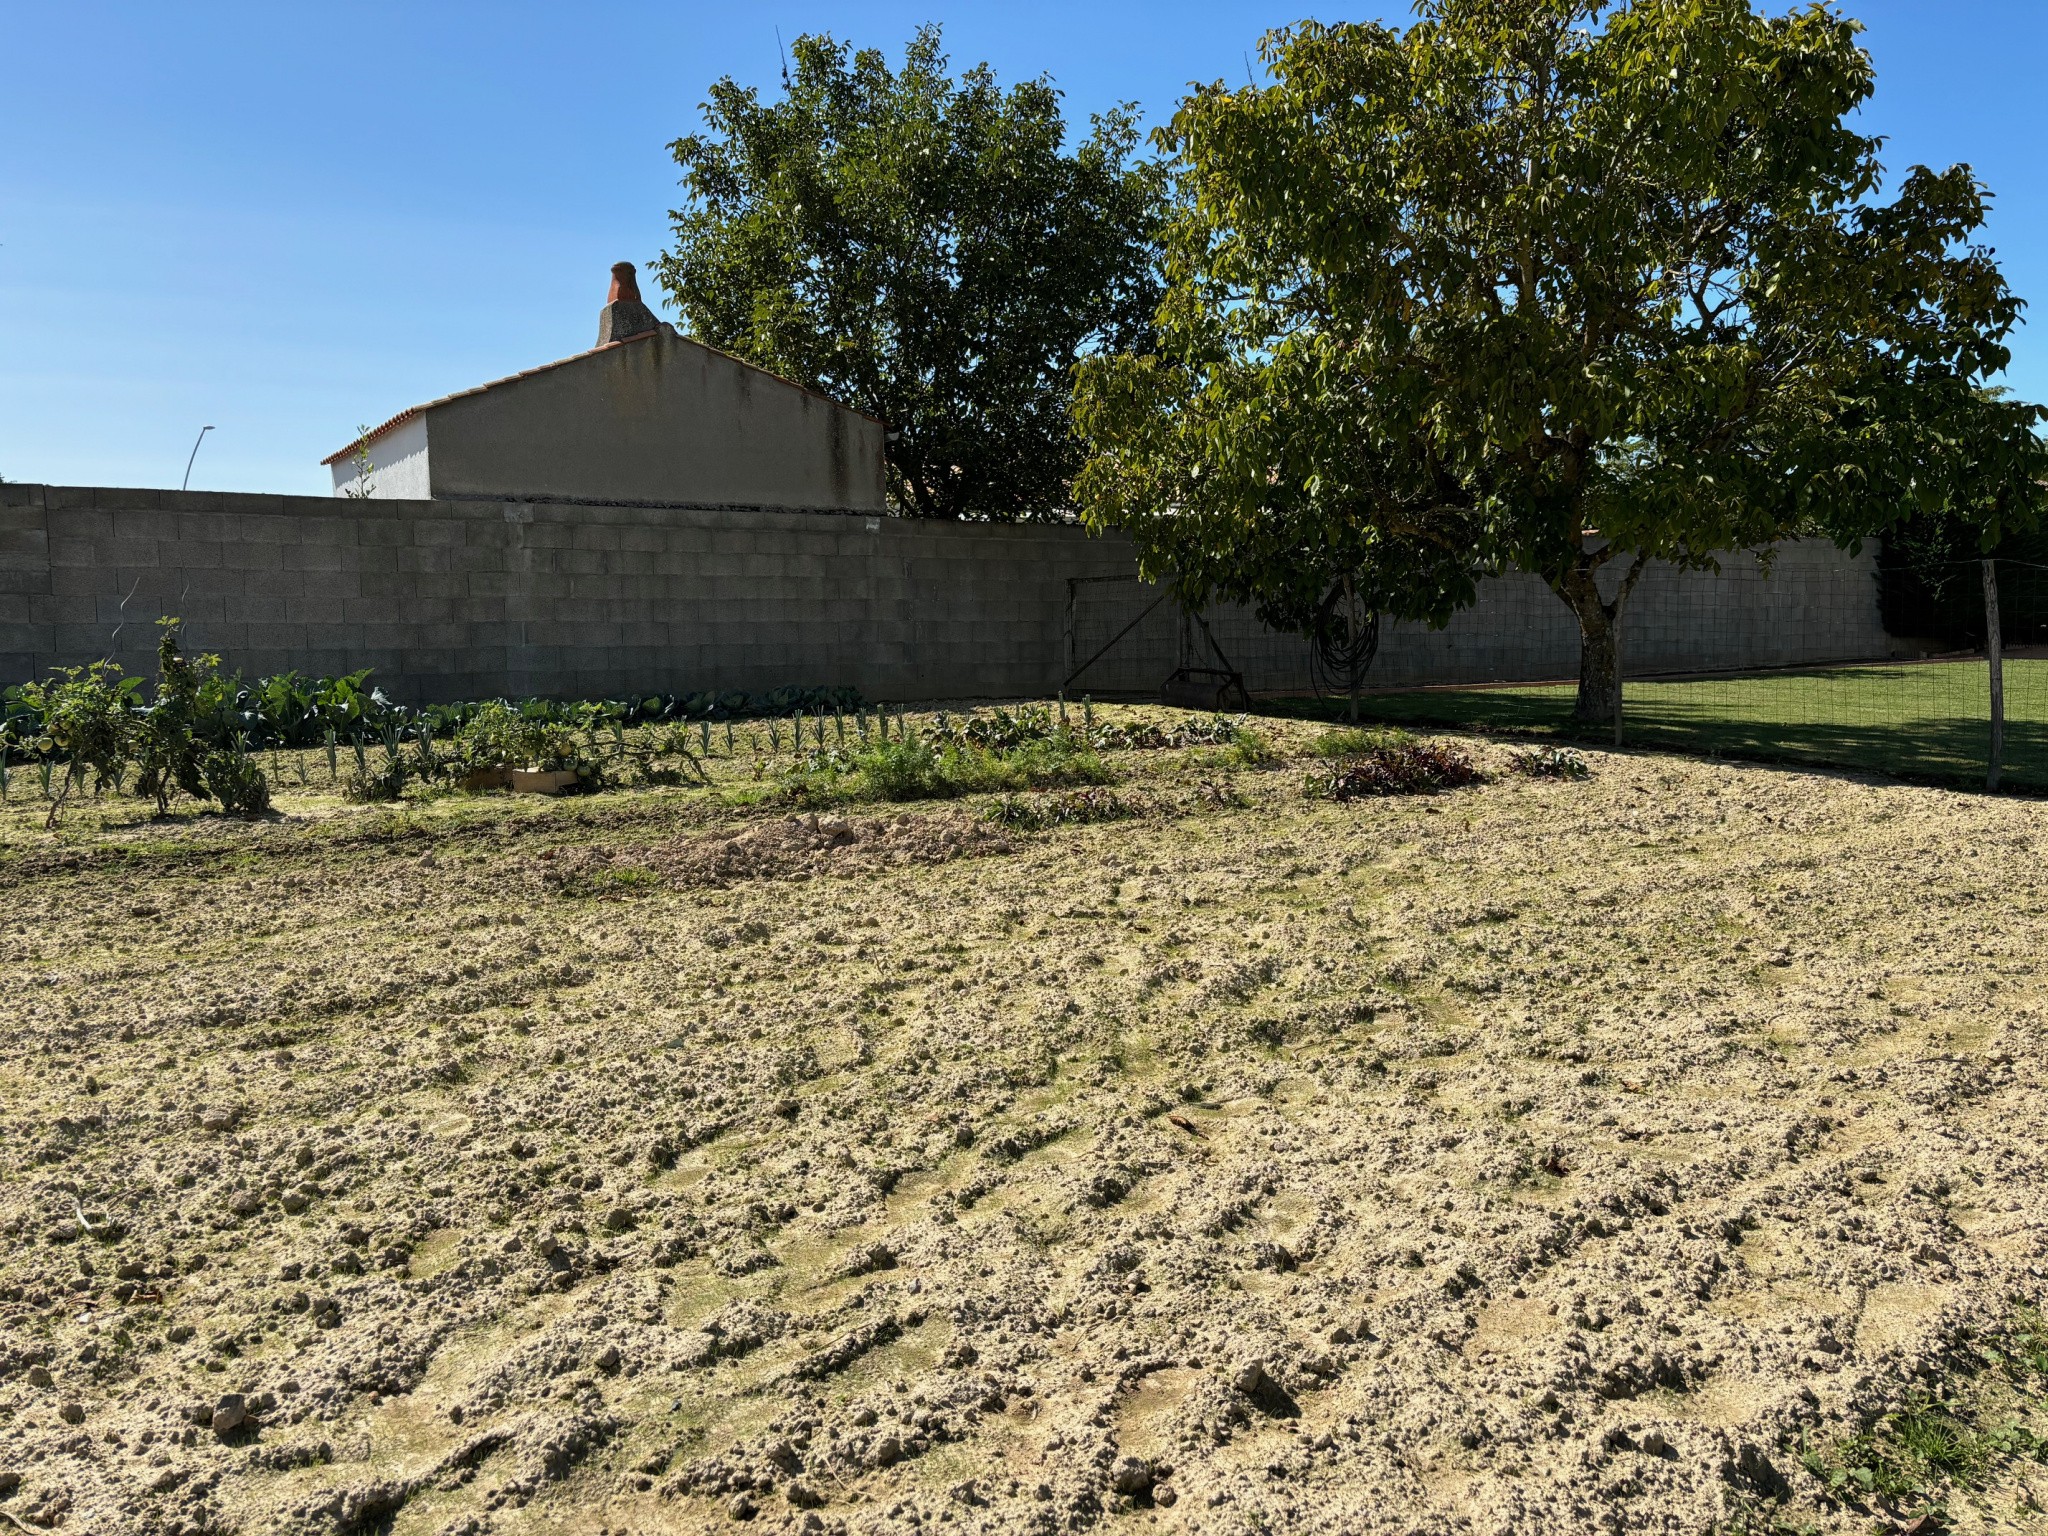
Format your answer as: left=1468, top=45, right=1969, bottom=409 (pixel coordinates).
left=182, top=425, right=215, bottom=491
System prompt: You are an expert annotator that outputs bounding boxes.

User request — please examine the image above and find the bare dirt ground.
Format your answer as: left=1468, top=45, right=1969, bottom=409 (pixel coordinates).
left=3, top=711, right=2046, bottom=1536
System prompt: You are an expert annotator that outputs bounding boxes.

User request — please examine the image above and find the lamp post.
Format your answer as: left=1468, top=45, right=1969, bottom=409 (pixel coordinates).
left=181, top=425, right=214, bottom=491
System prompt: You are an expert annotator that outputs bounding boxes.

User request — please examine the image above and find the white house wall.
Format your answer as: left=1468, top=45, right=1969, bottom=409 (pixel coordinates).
left=329, top=415, right=430, bottom=500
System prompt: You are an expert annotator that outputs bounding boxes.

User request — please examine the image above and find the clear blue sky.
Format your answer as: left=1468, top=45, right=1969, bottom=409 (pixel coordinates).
left=4, top=2, right=2044, bottom=495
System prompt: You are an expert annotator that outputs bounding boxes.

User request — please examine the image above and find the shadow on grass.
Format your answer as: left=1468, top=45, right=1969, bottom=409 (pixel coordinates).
left=1258, top=676, right=2045, bottom=793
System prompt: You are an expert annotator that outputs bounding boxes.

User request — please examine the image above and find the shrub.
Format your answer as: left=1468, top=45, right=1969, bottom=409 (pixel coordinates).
left=1310, top=725, right=1413, bottom=758
left=1508, top=746, right=1590, bottom=779
left=1088, top=714, right=1243, bottom=751
left=1226, top=727, right=1275, bottom=768
left=133, top=622, right=215, bottom=814
left=9, top=623, right=272, bottom=821
left=984, top=736, right=1111, bottom=792
left=623, top=723, right=712, bottom=787
left=343, top=755, right=410, bottom=804
left=927, top=706, right=1246, bottom=756
left=940, top=703, right=1059, bottom=752
left=202, top=745, right=272, bottom=816
left=858, top=737, right=949, bottom=801
left=1307, top=740, right=1484, bottom=799
left=14, top=661, right=139, bottom=825
left=984, top=787, right=1135, bottom=831
left=134, top=620, right=269, bottom=817
left=451, top=699, right=610, bottom=788
left=779, top=730, right=1112, bottom=806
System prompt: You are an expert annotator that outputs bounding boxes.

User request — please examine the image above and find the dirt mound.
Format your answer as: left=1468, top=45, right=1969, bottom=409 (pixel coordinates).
left=539, top=809, right=1013, bottom=892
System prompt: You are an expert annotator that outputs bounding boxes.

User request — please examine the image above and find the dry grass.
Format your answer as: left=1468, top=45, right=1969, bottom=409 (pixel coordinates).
left=2, top=707, right=2046, bottom=1535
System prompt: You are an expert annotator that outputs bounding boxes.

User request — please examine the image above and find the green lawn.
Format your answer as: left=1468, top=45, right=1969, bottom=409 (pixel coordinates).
left=1269, top=657, right=2047, bottom=791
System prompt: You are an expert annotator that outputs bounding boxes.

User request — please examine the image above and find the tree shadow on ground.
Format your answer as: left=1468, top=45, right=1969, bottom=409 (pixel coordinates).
left=1259, top=681, right=2047, bottom=793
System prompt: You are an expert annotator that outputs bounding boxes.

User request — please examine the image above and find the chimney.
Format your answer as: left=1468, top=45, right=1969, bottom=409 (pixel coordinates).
left=596, top=261, right=661, bottom=346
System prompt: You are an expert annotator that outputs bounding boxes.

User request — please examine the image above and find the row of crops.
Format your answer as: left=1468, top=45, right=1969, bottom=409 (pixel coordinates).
left=0, top=619, right=867, bottom=823
left=1, top=619, right=1255, bottom=825
left=2, top=641, right=862, bottom=758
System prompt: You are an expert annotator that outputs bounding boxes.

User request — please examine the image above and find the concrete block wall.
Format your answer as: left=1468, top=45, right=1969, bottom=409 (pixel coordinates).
left=1, top=485, right=1134, bottom=703
left=3, top=483, right=1892, bottom=704
left=1066, top=541, right=1892, bottom=695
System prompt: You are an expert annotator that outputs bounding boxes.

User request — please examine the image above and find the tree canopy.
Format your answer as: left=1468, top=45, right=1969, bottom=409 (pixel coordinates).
left=1074, top=0, right=2046, bottom=722
left=658, top=26, right=1164, bottom=521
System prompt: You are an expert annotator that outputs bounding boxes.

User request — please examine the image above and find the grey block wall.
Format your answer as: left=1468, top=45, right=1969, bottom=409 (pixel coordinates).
left=1, top=484, right=1132, bottom=702
left=1068, top=542, right=1893, bottom=695
left=3, top=484, right=1892, bottom=704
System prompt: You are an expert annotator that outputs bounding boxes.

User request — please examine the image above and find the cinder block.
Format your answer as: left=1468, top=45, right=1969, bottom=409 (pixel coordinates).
left=160, top=566, right=246, bottom=600
left=238, top=515, right=297, bottom=545
left=224, top=494, right=289, bottom=520
left=291, top=649, right=356, bottom=678
left=285, top=593, right=350, bottom=625
left=224, top=540, right=287, bottom=572
left=411, top=521, right=466, bottom=548
left=46, top=564, right=115, bottom=599
left=355, top=519, right=412, bottom=549
left=281, top=544, right=352, bottom=573
left=241, top=622, right=311, bottom=652
left=0, top=524, right=49, bottom=561
left=95, top=489, right=167, bottom=514
left=447, top=549, right=510, bottom=581
left=160, top=491, right=226, bottom=516
left=219, top=592, right=285, bottom=624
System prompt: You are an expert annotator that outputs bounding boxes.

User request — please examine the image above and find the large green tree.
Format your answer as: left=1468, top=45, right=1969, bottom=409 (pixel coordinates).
left=657, top=26, right=1163, bottom=521
left=1075, top=0, right=2046, bottom=723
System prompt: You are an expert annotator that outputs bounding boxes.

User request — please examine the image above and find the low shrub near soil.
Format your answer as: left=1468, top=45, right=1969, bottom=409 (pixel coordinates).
left=983, top=786, right=1136, bottom=830
left=9, top=620, right=271, bottom=824
left=1306, top=738, right=1485, bottom=799
left=1508, top=745, right=1592, bottom=779
left=783, top=733, right=1111, bottom=806
left=1309, top=725, right=1415, bottom=759
left=929, top=703, right=1248, bottom=755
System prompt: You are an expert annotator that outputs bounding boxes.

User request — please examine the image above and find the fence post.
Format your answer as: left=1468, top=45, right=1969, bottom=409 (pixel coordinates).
left=1984, top=557, right=2004, bottom=791
left=1063, top=580, right=1077, bottom=697
left=1611, top=616, right=1624, bottom=750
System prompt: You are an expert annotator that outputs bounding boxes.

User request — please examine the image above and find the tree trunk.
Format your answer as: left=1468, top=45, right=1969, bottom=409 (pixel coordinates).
left=1555, top=564, right=1616, bottom=727
left=1554, top=553, right=1648, bottom=731
left=1573, top=600, right=1618, bottom=727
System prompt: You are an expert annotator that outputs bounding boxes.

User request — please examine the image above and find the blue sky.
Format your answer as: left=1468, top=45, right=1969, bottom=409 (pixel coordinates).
left=4, top=1, right=2044, bottom=495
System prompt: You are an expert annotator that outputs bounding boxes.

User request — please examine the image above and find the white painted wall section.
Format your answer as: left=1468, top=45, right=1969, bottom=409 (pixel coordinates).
left=329, top=415, right=430, bottom=498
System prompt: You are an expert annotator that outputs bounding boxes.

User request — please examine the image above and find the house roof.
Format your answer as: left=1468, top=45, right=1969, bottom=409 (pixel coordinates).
left=322, top=329, right=884, bottom=467
left=322, top=330, right=665, bottom=466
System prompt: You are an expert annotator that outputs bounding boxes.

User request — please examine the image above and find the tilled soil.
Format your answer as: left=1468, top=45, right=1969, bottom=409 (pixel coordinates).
left=2, top=730, right=2046, bottom=1536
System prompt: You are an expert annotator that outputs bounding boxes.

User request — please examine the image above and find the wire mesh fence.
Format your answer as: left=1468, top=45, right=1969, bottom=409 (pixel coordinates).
left=1060, top=551, right=2042, bottom=793
left=1285, top=558, right=2047, bottom=793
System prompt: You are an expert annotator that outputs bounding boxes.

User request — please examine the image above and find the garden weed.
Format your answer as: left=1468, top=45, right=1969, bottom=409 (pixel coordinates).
left=1310, top=725, right=1414, bottom=758
left=1306, top=740, right=1484, bottom=799
left=1508, top=745, right=1591, bottom=779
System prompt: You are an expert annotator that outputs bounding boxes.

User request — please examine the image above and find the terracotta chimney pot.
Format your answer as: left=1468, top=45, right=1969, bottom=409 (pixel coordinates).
left=596, top=261, right=661, bottom=346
